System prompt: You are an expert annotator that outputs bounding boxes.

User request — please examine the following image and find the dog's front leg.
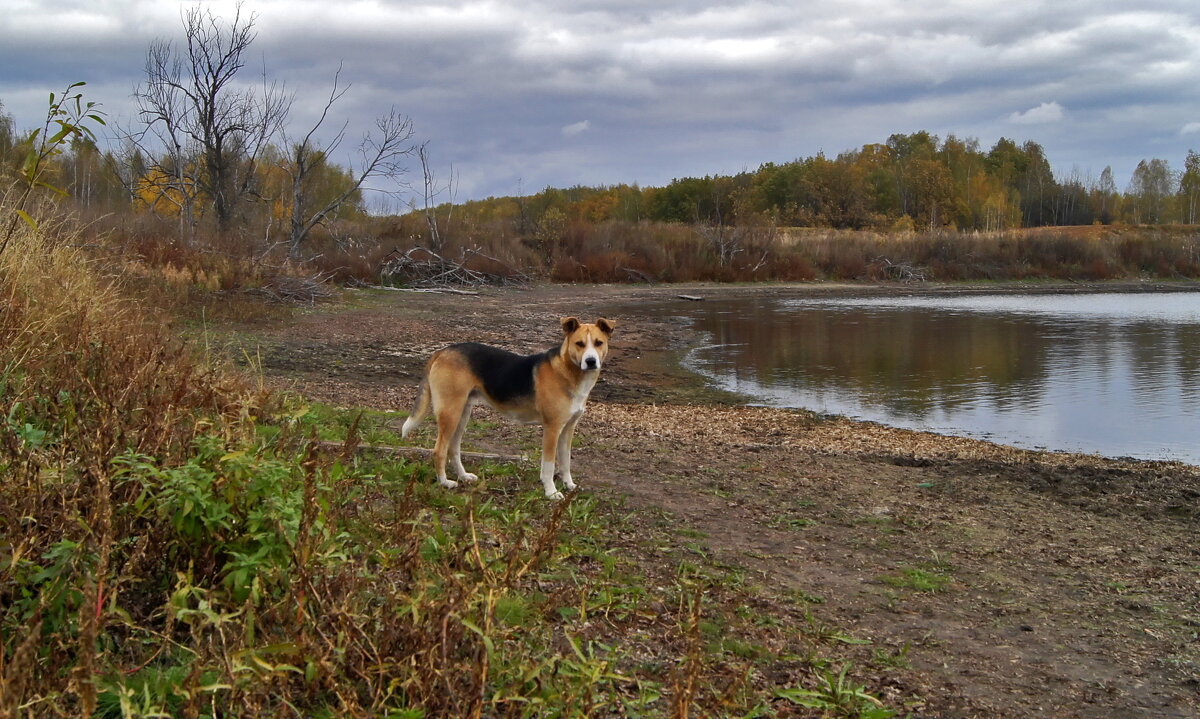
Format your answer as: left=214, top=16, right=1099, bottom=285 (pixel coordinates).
left=540, top=422, right=565, bottom=500
left=556, top=411, right=583, bottom=491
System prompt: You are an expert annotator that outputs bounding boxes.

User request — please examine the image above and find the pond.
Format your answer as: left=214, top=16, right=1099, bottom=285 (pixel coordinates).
left=675, top=291, right=1200, bottom=465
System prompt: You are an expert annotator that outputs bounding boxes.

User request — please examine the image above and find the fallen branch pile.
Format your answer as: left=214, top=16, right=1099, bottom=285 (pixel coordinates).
left=245, top=272, right=337, bottom=304
left=873, top=256, right=928, bottom=282
left=380, top=246, right=530, bottom=287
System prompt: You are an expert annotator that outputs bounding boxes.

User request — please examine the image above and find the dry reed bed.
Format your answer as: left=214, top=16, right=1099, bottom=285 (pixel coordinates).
left=83, top=211, right=1200, bottom=289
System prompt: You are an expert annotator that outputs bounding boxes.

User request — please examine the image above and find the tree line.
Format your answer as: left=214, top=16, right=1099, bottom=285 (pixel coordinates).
left=450, top=133, right=1200, bottom=236
left=3, top=5, right=1200, bottom=264
left=4, top=109, right=1199, bottom=248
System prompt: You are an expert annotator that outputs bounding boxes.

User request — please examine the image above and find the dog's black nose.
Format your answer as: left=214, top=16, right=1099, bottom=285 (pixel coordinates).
left=585, top=357, right=598, bottom=369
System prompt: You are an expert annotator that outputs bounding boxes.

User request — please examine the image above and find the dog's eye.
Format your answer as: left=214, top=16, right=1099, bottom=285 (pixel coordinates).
left=576, top=341, right=586, bottom=347
left=594, top=340, right=603, bottom=347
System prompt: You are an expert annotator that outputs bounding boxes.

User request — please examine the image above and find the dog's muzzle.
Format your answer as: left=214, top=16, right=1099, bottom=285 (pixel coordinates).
left=582, top=356, right=600, bottom=370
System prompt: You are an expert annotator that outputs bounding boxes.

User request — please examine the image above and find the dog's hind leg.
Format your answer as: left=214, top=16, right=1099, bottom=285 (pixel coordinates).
left=432, top=389, right=470, bottom=489
left=449, top=401, right=478, bottom=483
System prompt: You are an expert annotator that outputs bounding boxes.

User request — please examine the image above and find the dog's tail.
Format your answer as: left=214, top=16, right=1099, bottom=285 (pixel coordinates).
left=401, top=377, right=431, bottom=438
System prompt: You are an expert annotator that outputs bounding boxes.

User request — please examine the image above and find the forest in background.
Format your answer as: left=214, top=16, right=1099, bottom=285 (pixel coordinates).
left=454, top=133, right=1197, bottom=232
left=4, top=93, right=1199, bottom=235
left=2, top=4, right=1200, bottom=290
left=5, top=98, right=1200, bottom=287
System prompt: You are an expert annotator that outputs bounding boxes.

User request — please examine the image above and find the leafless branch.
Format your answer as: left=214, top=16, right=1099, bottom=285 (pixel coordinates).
left=284, top=96, right=415, bottom=257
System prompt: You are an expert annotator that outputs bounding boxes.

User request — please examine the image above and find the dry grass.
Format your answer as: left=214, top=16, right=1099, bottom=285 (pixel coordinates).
left=5, top=203, right=892, bottom=717
left=0, top=202, right=256, bottom=714
left=68, top=203, right=1200, bottom=293
left=390, top=219, right=1200, bottom=285
left=24, top=197, right=1193, bottom=714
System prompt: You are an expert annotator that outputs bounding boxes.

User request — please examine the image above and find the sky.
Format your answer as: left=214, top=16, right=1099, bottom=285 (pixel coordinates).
left=4, top=0, right=1200, bottom=206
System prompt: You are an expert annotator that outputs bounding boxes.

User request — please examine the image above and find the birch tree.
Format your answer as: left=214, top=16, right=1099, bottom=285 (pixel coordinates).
left=1180, top=150, right=1200, bottom=224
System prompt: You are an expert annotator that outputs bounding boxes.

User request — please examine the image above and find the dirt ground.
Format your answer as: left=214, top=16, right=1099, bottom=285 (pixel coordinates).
left=229, top=281, right=1199, bottom=718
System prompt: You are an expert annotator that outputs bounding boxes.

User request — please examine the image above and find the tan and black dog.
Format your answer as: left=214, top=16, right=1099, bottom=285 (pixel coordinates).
left=402, top=317, right=615, bottom=499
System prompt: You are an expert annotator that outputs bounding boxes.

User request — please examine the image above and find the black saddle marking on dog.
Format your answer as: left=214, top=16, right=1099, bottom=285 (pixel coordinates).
left=453, top=343, right=558, bottom=405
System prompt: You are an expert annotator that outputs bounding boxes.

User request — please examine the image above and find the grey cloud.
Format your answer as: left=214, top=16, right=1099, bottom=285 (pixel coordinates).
left=3, top=0, right=1200, bottom=198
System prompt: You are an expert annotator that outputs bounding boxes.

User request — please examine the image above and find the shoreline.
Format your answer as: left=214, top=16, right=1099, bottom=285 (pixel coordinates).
left=601, top=278, right=1200, bottom=468
left=242, top=277, right=1200, bottom=509
left=225, top=279, right=1200, bottom=717
left=275, top=278, right=1200, bottom=470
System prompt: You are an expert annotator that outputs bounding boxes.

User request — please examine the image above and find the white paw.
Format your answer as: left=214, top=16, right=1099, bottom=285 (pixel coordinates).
left=438, top=478, right=459, bottom=489
left=545, top=489, right=565, bottom=501
left=562, top=478, right=577, bottom=491
left=457, top=472, right=479, bottom=483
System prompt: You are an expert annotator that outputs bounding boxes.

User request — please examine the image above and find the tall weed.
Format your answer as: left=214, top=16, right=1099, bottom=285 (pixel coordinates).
left=0, top=205, right=689, bottom=716
left=0, top=200, right=902, bottom=717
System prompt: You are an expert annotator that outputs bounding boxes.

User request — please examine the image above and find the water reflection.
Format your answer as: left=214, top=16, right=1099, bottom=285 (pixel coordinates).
left=675, top=293, right=1200, bottom=464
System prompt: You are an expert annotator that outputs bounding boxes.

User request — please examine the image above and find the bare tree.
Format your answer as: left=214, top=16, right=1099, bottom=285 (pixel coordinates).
left=1095, top=165, right=1117, bottom=224
left=0, top=102, right=14, bottom=163
left=126, top=37, right=199, bottom=242
left=416, top=142, right=458, bottom=252
left=130, top=3, right=289, bottom=238
left=282, top=68, right=416, bottom=257
left=694, top=179, right=744, bottom=267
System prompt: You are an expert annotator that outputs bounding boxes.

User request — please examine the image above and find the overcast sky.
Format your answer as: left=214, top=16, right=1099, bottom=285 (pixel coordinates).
left=4, top=0, right=1200, bottom=205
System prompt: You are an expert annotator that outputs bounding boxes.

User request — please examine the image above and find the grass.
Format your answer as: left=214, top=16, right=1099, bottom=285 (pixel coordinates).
left=0, top=201, right=914, bottom=717
left=769, top=515, right=818, bottom=531
left=290, top=401, right=409, bottom=445
left=70, top=193, right=1200, bottom=292
left=871, top=644, right=913, bottom=670
left=880, top=567, right=954, bottom=593
left=774, top=664, right=897, bottom=718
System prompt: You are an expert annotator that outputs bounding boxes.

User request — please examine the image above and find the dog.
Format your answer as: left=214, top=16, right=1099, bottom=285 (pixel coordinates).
left=402, top=317, right=615, bottom=499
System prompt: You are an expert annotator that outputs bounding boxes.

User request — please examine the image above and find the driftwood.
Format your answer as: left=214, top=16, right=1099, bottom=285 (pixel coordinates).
left=677, top=294, right=704, bottom=301
left=380, top=246, right=530, bottom=288
left=366, top=285, right=480, bottom=296
left=315, top=440, right=527, bottom=463
left=622, top=266, right=657, bottom=283
left=873, top=256, right=928, bottom=283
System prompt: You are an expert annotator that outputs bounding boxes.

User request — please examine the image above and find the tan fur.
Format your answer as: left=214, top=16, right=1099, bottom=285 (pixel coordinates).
left=403, top=317, right=616, bottom=498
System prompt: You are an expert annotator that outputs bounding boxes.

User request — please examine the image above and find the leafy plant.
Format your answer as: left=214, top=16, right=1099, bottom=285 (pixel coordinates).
left=775, top=664, right=895, bottom=718
left=118, top=434, right=350, bottom=604
left=2, top=81, right=105, bottom=253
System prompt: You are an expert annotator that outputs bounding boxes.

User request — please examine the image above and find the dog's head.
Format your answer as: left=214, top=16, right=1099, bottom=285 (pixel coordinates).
left=561, top=317, right=616, bottom=371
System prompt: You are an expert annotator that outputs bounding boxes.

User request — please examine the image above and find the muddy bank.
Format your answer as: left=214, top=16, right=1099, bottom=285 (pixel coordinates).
left=227, top=281, right=1200, bottom=718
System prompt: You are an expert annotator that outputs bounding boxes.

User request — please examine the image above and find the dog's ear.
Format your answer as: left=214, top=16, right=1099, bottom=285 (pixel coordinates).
left=595, top=318, right=616, bottom=336
left=560, top=317, right=581, bottom=335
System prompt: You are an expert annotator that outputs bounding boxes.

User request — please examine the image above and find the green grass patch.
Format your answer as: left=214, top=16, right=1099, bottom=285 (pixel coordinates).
left=880, top=566, right=954, bottom=593
left=293, top=400, right=410, bottom=445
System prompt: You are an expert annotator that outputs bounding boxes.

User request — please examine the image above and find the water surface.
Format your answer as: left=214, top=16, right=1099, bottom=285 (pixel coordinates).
left=674, top=291, right=1200, bottom=464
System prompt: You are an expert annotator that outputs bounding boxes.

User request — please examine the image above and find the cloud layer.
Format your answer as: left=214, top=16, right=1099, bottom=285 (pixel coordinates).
left=4, top=0, right=1200, bottom=201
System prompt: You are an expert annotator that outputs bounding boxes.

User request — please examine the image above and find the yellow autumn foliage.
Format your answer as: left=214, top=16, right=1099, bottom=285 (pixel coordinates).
left=133, top=167, right=198, bottom=216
